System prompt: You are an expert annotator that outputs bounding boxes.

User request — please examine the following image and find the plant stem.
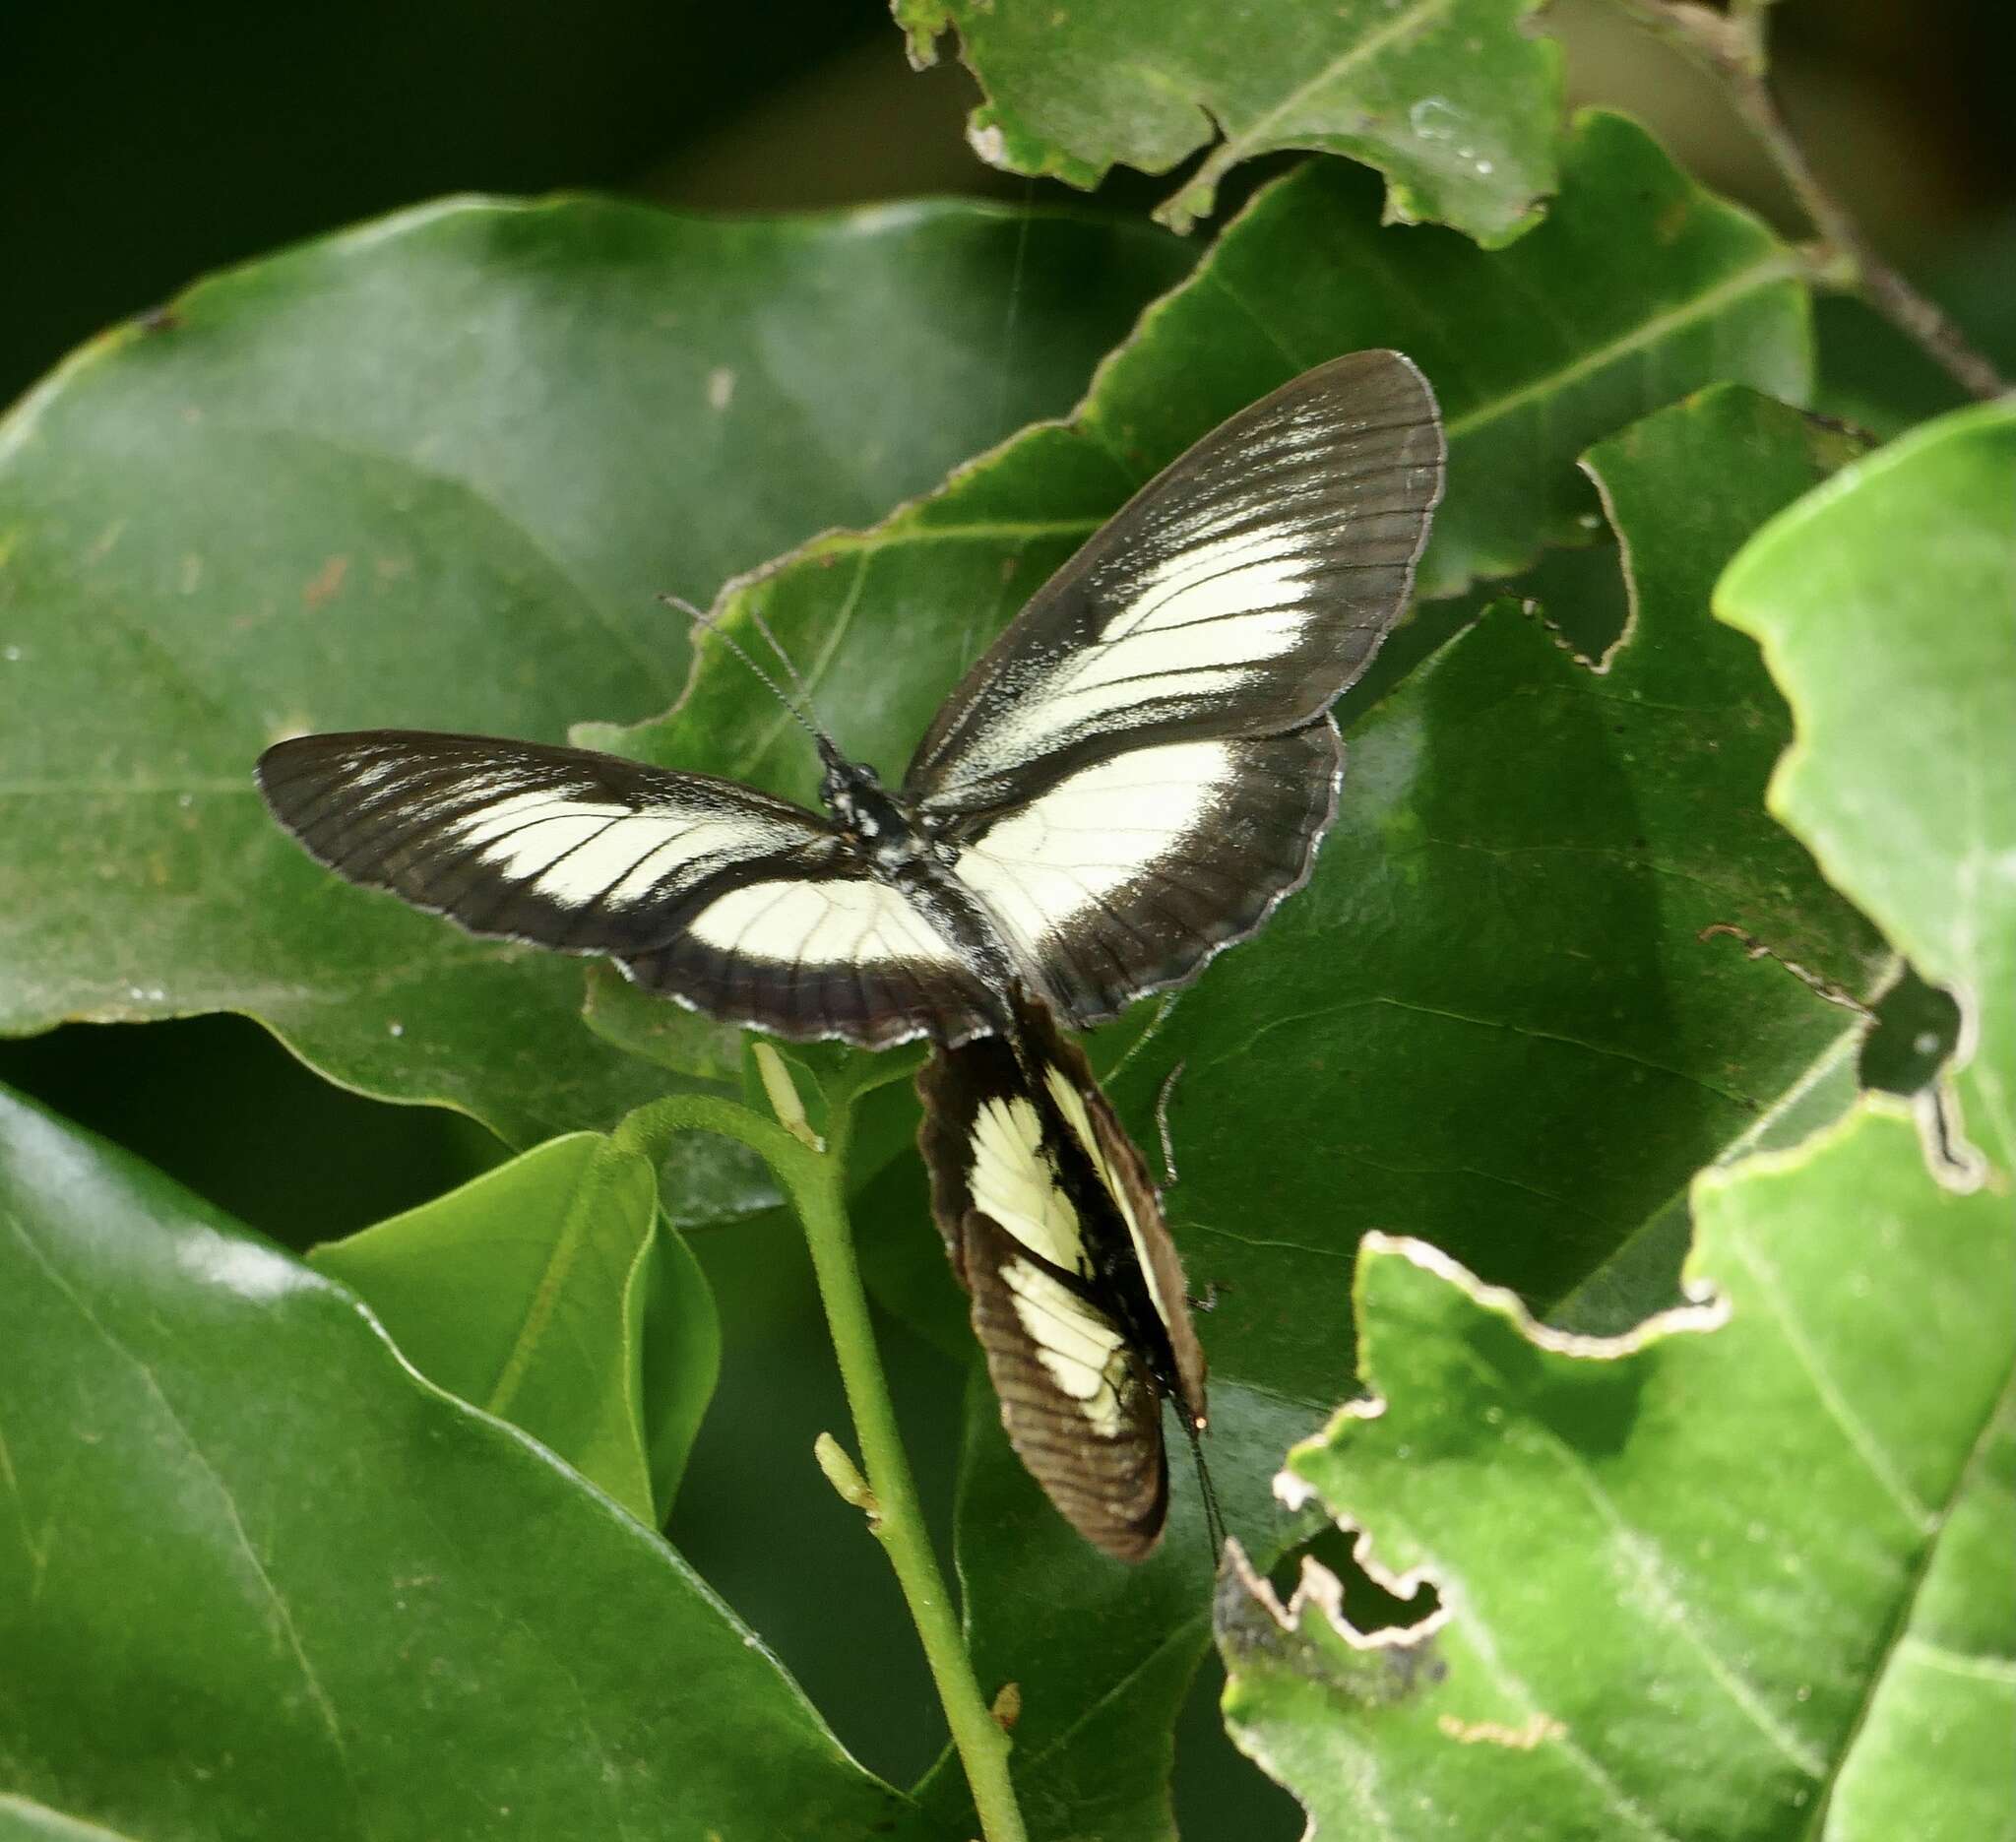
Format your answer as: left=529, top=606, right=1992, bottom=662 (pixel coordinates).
left=1606, top=0, right=2008, bottom=400
left=784, top=1132, right=1029, bottom=1842
left=615, top=1089, right=1028, bottom=1842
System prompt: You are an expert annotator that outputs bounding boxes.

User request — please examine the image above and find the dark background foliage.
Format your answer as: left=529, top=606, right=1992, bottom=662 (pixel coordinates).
left=3, top=3, right=2010, bottom=1831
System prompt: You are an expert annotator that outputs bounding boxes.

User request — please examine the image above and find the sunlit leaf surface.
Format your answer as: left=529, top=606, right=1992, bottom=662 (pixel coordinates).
left=894, top=0, right=1561, bottom=244
left=1221, top=1099, right=2012, bottom=1840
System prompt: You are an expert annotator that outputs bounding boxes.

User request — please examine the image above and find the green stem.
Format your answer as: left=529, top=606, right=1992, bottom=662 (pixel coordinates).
left=615, top=1088, right=1028, bottom=1842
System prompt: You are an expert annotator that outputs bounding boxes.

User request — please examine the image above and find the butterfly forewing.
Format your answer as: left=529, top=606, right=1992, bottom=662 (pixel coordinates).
left=257, top=731, right=998, bottom=1044
left=917, top=998, right=1206, bottom=1560
left=903, top=349, right=1444, bottom=815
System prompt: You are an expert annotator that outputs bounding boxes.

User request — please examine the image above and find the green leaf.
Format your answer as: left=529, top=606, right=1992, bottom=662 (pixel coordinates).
left=1191, top=390, right=2015, bottom=1838
left=609, top=113, right=1808, bottom=862
left=0, top=195, right=1190, bottom=1146
left=894, top=0, right=1562, bottom=246
left=630, top=1211, right=727, bottom=1520
left=0, top=1799, right=138, bottom=1841
left=1224, top=1098, right=2014, bottom=1839
left=309, top=1130, right=719, bottom=1524
left=914, top=387, right=1888, bottom=1841
left=1717, top=399, right=2016, bottom=1180
left=0, top=1086, right=928, bottom=1841
left=1826, top=1392, right=2016, bottom=1838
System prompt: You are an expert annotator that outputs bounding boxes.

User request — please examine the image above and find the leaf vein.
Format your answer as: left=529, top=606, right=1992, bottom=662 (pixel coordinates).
left=1897, top=1635, right=2016, bottom=1686
left=1453, top=1336, right=1829, bottom=1779
left=1176, top=0, right=1453, bottom=205
left=1206, top=992, right=1753, bottom=1107
left=2, top=1207, right=373, bottom=1830
left=1442, top=256, right=1800, bottom=444
left=1721, top=1226, right=1934, bottom=1530
left=1454, top=1597, right=1685, bottom=1841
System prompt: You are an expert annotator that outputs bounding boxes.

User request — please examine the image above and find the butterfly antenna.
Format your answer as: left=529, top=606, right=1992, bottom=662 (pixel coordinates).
left=660, top=593, right=832, bottom=751
left=1182, top=1413, right=1228, bottom=1563
left=744, top=601, right=824, bottom=720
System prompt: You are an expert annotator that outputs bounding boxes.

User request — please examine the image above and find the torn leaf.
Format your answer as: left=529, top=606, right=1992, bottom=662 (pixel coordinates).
left=1221, top=1102, right=2012, bottom=1838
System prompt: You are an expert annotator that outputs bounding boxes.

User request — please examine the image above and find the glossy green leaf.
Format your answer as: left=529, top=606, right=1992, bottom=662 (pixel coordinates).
left=910, top=388, right=1888, bottom=1841
left=0, top=195, right=1189, bottom=1146
left=1718, top=399, right=2016, bottom=1180
left=309, top=1130, right=720, bottom=1524
left=0, top=1800, right=135, bottom=1841
left=0, top=1086, right=928, bottom=1841
left=606, top=116, right=1808, bottom=879
left=895, top=0, right=1561, bottom=246
left=1223, top=1097, right=2014, bottom=1839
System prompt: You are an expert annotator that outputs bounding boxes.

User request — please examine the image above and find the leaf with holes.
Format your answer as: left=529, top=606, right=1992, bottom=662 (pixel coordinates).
left=0, top=195, right=1189, bottom=1146
left=0, top=1085, right=934, bottom=1841
left=310, top=1130, right=719, bottom=1525
left=893, top=387, right=1888, bottom=1842
left=894, top=0, right=1562, bottom=245
left=1718, top=398, right=2016, bottom=1183
left=1221, top=1095, right=2013, bottom=1840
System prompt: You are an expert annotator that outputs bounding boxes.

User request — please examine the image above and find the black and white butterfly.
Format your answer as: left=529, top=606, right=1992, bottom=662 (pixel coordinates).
left=257, top=352, right=1444, bottom=1047
left=917, top=991, right=1210, bottom=1561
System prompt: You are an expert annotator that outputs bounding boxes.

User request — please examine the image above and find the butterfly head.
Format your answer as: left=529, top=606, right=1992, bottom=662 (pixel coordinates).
left=816, top=735, right=868, bottom=801
left=818, top=744, right=931, bottom=869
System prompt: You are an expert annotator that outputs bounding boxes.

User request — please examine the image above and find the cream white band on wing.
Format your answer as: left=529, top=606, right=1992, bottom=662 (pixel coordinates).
left=970, top=1096, right=1082, bottom=1271
left=1040, top=1066, right=1175, bottom=1334
left=453, top=793, right=797, bottom=909
left=999, top=1257, right=1130, bottom=1437
left=937, top=528, right=1319, bottom=790
left=951, top=738, right=1233, bottom=950
left=684, top=877, right=963, bottom=967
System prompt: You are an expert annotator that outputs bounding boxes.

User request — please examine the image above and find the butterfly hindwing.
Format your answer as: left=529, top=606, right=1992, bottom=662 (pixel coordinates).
left=256, top=730, right=997, bottom=1044
left=945, top=721, right=1340, bottom=1024
left=903, top=349, right=1443, bottom=816
left=619, top=871, right=997, bottom=1048
left=917, top=997, right=1207, bottom=1560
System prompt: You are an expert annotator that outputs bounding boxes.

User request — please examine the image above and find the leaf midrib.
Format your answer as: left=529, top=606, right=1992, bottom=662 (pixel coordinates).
left=1796, top=1358, right=2016, bottom=1840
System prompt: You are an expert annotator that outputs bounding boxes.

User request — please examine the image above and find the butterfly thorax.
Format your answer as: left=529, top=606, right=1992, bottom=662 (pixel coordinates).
left=814, top=750, right=1037, bottom=1037
left=821, top=757, right=945, bottom=877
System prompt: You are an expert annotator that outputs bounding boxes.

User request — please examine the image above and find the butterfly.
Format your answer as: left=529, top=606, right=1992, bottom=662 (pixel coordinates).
left=916, top=990, right=1212, bottom=1560
left=257, top=351, right=1444, bottom=1048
